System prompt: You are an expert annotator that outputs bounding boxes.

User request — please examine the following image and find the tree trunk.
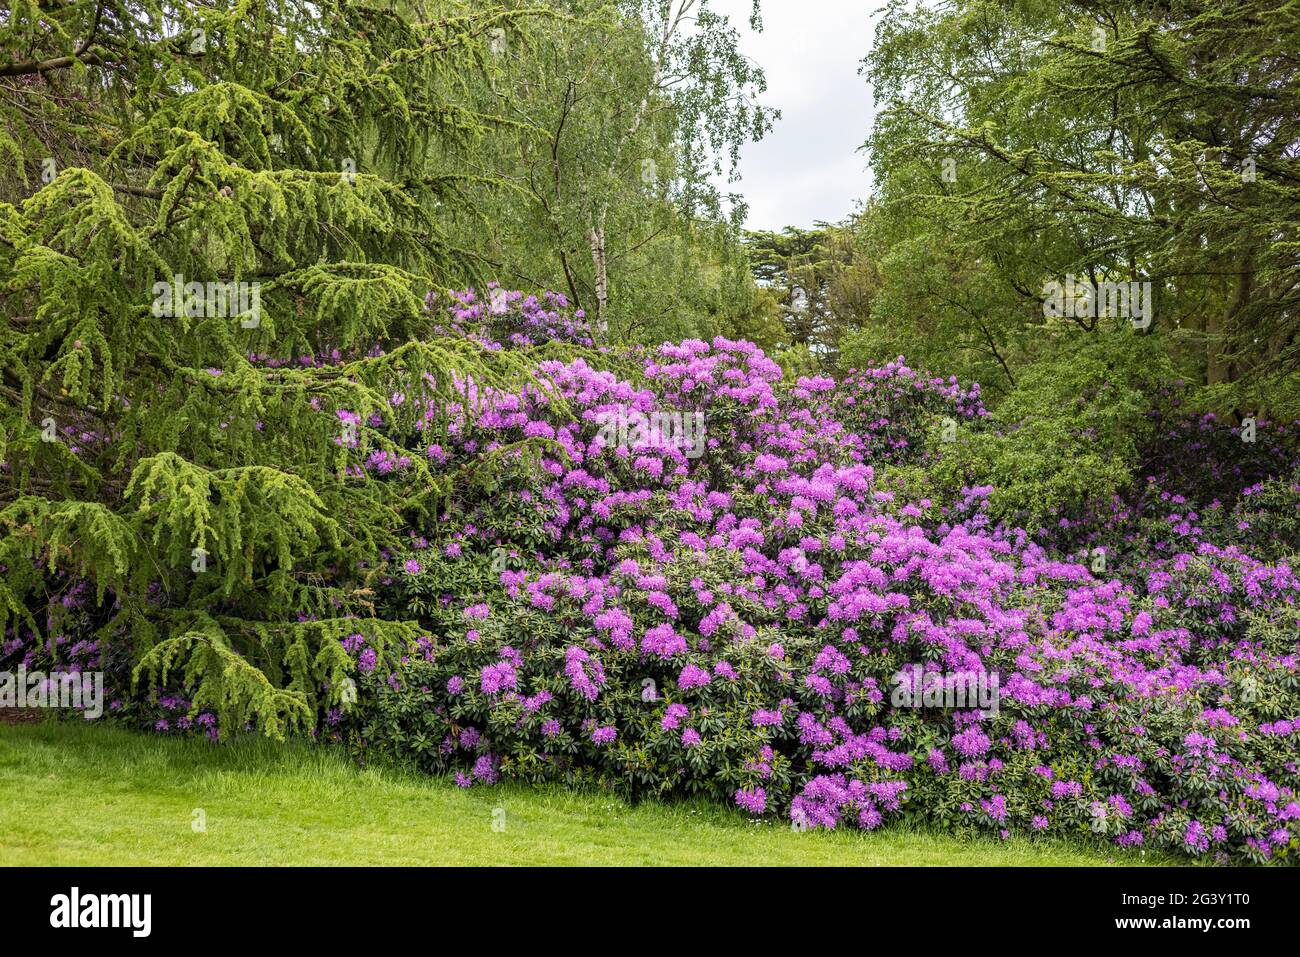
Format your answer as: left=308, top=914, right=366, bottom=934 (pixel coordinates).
left=588, top=225, right=608, bottom=340
left=1207, top=265, right=1253, bottom=388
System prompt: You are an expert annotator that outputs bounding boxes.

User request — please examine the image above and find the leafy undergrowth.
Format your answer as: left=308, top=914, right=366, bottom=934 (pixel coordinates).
left=0, top=722, right=1179, bottom=867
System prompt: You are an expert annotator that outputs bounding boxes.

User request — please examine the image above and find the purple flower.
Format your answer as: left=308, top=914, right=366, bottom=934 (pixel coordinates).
left=677, top=664, right=711, bottom=690
left=479, top=660, right=517, bottom=696
left=735, top=787, right=767, bottom=814
left=951, top=726, right=990, bottom=758
left=472, top=754, right=499, bottom=784
left=564, top=646, right=605, bottom=701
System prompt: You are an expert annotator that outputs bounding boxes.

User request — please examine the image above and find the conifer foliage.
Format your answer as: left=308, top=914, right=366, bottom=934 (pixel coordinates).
left=0, top=1, right=552, bottom=735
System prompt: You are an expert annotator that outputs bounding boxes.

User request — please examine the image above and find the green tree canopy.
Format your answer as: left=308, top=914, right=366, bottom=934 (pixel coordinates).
left=0, top=0, right=571, bottom=735
left=860, top=0, right=1300, bottom=416
left=450, top=0, right=776, bottom=344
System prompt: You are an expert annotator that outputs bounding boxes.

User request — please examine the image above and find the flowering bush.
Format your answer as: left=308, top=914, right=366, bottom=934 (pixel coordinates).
left=11, top=286, right=1294, bottom=865
left=338, top=288, right=1300, bottom=865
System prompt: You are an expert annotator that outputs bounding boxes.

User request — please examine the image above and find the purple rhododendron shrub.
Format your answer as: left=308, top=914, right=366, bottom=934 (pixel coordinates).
left=326, top=288, right=1300, bottom=865
left=13, top=287, right=1295, bottom=864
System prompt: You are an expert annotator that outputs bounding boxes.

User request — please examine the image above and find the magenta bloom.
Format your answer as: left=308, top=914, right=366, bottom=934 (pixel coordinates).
left=479, top=660, right=517, bottom=696
left=564, top=646, right=605, bottom=701
left=661, top=702, right=689, bottom=730
left=677, top=664, right=711, bottom=690
left=642, top=623, right=687, bottom=659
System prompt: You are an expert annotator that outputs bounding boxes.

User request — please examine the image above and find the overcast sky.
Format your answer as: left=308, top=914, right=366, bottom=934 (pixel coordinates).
left=708, top=0, right=885, bottom=231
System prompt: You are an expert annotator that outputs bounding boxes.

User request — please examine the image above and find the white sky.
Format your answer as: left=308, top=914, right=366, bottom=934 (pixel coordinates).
left=708, top=0, right=885, bottom=230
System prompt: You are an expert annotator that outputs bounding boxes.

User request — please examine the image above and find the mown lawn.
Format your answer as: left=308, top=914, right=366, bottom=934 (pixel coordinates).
left=0, top=721, right=1178, bottom=866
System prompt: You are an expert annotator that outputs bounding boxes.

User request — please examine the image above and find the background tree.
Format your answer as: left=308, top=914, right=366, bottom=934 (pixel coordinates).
left=859, top=0, right=1300, bottom=416
left=443, top=0, right=776, bottom=343
left=744, top=222, right=878, bottom=365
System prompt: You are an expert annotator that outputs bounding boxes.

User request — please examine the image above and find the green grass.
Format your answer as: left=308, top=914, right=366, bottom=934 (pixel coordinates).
left=0, top=720, right=1178, bottom=866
